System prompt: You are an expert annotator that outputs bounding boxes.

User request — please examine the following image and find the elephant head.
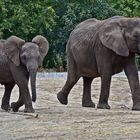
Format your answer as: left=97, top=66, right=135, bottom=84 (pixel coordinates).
left=99, top=17, right=140, bottom=56
left=5, top=35, right=49, bottom=102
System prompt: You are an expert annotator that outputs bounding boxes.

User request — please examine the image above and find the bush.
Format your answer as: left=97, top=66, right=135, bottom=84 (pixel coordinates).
left=43, top=0, right=123, bottom=70
left=1, top=0, right=140, bottom=70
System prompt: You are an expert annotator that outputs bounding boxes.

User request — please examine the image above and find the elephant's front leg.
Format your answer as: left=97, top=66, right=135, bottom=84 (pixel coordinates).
left=11, top=85, right=34, bottom=113
left=97, top=71, right=112, bottom=109
left=11, top=88, right=24, bottom=112
left=11, top=84, right=34, bottom=113
left=1, top=83, right=15, bottom=111
left=124, top=57, right=140, bottom=111
left=20, top=86, right=35, bottom=113
left=96, top=51, right=112, bottom=109
left=10, top=65, right=35, bottom=113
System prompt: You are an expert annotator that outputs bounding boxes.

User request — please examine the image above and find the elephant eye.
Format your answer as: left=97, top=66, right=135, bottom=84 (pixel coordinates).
left=133, top=32, right=140, bottom=39
left=133, top=34, right=138, bottom=38
left=21, top=55, right=26, bottom=61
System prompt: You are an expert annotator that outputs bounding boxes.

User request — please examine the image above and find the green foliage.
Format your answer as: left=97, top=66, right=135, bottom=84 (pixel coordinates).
left=108, top=0, right=140, bottom=17
left=0, top=0, right=140, bottom=70
left=43, top=0, right=123, bottom=70
left=0, top=0, right=57, bottom=40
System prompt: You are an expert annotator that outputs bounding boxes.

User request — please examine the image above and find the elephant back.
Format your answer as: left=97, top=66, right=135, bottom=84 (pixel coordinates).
left=75, top=18, right=100, bottom=29
left=68, top=18, right=102, bottom=51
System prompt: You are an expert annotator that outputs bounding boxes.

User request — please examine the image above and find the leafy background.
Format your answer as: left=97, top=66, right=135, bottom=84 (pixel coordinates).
left=0, top=0, right=140, bottom=71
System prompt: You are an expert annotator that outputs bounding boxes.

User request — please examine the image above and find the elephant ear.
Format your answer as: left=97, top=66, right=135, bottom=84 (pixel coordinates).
left=99, top=22, right=129, bottom=56
left=32, top=35, right=49, bottom=61
left=5, top=36, right=25, bottom=66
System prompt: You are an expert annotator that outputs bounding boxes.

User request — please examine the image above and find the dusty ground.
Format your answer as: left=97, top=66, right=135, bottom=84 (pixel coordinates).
left=0, top=73, right=140, bottom=140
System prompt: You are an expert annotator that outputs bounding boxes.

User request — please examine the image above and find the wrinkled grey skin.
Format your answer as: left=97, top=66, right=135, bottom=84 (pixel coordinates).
left=0, top=35, right=49, bottom=113
left=57, top=16, right=140, bottom=111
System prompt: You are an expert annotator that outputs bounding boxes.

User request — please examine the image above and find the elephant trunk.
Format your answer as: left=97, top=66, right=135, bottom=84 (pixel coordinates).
left=29, top=70, right=37, bottom=102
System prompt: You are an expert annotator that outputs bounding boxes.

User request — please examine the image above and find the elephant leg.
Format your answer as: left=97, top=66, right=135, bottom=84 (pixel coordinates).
left=11, top=89, right=24, bottom=112
left=1, top=83, right=15, bottom=111
left=10, top=64, right=34, bottom=113
left=11, top=86, right=34, bottom=113
left=124, top=57, right=140, bottom=111
left=97, top=73, right=112, bottom=109
left=57, top=54, right=80, bottom=105
left=82, top=77, right=95, bottom=107
left=57, top=75, right=79, bottom=105
left=14, top=86, right=34, bottom=113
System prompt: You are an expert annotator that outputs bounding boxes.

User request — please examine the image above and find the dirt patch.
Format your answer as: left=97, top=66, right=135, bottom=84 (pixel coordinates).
left=0, top=75, right=140, bottom=140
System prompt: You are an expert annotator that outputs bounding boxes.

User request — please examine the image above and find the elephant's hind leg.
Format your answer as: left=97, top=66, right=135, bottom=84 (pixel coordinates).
left=57, top=55, right=80, bottom=105
left=57, top=75, right=79, bottom=105
left=1, top=82, right=15, bottom=111
left=82, top=77, right=95, bottom=107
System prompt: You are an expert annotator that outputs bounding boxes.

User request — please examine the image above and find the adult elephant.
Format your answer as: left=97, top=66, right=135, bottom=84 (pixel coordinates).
left=57, top=16, right=140, bottom=111
left=0, top=35, right=49, bottom=113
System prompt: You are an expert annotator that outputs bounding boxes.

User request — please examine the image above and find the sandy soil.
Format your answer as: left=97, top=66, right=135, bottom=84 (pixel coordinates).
left=0, top=73, right=140, bottom=140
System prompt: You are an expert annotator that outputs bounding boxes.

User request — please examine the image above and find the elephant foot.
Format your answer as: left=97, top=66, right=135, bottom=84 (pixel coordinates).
left=132, top=104, right=140, bottom=111
left=11, top=102, right=20, bottom=112
left=57, top=92, right=68, bottom=105
left=1, top=104, right=11, bottom=111
left=82, top=100, right=95, bottom=108
left=97, top=103, right=111, bottom=109
left=24, top=107, right=35, bottom=113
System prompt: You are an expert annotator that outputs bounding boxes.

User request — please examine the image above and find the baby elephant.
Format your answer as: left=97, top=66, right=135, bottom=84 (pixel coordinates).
left=0, top=35, right=49, bottom=113
left=57, top=16, right=140, bottom=111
